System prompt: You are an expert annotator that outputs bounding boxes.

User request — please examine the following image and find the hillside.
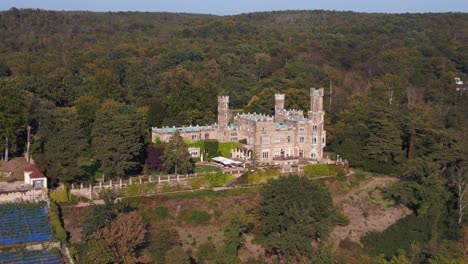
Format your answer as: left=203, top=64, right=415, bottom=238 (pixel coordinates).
left=0, top=8, right=467, bottom=263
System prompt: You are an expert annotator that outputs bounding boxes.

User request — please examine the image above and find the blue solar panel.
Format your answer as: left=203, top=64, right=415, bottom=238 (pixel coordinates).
left=0, top=250, right=61, bottom=264
left=0, top=204, right=52, bottom=245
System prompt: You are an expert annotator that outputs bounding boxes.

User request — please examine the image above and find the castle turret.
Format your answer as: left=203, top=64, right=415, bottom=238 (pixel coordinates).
left=308, top=88, right=326, bottom=161
left=218, top=96, right=230, bottom=141
left=274, top=94, right=285, bottom=122
left=310, top=88, right=324, bottom=112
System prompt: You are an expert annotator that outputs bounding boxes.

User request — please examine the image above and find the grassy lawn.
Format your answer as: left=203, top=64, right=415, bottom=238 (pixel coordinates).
left=236, top=167, right=280, bottom=185
left=195, top=165, right=220, bottom=174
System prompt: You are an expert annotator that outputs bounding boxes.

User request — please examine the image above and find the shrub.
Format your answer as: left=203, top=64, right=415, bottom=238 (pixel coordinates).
left=179, top=210, right=212, bottom=225
left=303, top=164, right=346, bottom=177
left=49, top=188, right=78, bottom=205
left=154, top=206, right=169, bottom=221
left=49, top=202, right=68, bottom=243
left=205, top=172, right=232, bottom=187
left=362, top=215, right=431, bottom=258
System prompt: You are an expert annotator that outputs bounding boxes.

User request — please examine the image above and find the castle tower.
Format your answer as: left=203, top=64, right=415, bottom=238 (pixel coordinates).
left=310, top=88, right=324, bottom=112
left=274, top=94, right=285, bottom=122
left=217, top=96, right=230, bottom=142
left=308, top=88, right=326, bottom=160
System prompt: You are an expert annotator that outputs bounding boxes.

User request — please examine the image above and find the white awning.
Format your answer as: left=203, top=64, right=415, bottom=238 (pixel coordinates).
left=212, top=156, right=243, bottom=166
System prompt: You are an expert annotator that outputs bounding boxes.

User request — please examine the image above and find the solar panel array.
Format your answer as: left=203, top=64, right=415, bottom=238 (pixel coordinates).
left=0, top=250, right=61, bottom=264
left=0, top=204, right=52, bottom=245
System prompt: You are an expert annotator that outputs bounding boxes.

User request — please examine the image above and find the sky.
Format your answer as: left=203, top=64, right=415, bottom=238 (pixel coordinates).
left=0, top=0, right=467, bottom=15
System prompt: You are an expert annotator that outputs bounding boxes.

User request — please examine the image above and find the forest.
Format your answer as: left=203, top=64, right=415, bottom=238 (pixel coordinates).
left=0, top=8, right=467, bottom=263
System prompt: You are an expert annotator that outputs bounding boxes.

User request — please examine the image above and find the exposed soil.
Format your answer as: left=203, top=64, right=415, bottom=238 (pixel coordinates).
left=0, top=157, right=30, bottom=181
left=330, top=176, right=411, bottom=248
left=61, top=206, right=91, bottom=243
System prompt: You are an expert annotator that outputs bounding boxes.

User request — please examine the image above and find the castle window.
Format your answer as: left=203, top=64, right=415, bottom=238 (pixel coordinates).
left=322, top=137, right=325, bottom=143
left=231, top=137, right=238, bottom=142
left=287, top=136, right=291, bottom=143
left=313, top=125, right=317, bottom=131
left=192, top=135, right=197, bottom=141
left=311, top=152, right=316, bottom=158
left=299, top=136, right=305, bottom=143
left=275, top=137, right=281, bottom=143
left=205, top=133, right=209, bottom=140
left=262, top=137, right=270, bottom=145
left=300, top=127, right=305, bottom=131
left=313, top=137, right=317, bottom=144
left=262, top=151, right=269, bottom=159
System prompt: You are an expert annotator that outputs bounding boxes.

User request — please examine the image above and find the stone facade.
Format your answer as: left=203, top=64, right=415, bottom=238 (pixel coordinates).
left=152, top=88, right=327, bottom=165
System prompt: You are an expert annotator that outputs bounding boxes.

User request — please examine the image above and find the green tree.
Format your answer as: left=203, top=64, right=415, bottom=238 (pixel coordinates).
left=92, top=100, right=144, bottom=178
left=161, top=131, right=194, bottom=174
left=260, top=175, right=335, bottom=259
left=80, top=239, right=115, bottom=264
left=364, top=104, right=405, bottom=173
left=0, top=79, right=30, bottom=160
left=38, top=107, right=86, bottom=184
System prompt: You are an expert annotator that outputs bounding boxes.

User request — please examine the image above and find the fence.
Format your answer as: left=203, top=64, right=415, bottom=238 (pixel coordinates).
left=71, top=170, right=239, bottom=190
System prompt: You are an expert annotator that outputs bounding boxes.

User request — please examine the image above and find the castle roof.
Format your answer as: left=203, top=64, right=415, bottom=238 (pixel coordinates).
left=274, top=122, right=292, bottom=129
left=152, top=125, right=216, bottom=134
left=236, top=113, right=274, bottom=122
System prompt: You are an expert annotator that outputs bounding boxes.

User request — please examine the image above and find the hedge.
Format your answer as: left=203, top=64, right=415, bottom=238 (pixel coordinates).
left=49, top=202, right=68, bottom=244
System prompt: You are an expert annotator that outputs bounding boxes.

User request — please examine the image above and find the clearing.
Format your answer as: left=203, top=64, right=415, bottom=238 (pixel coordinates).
left=330, top=175, right=411, bottom=248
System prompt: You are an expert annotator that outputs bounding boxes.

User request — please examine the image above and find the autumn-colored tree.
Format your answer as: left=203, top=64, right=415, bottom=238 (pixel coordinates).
left=96, top=211, right=146, bottom=264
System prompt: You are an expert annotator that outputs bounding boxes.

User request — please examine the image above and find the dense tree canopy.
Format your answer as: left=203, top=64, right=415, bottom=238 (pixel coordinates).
left=260, top=175, right=335, bottom=260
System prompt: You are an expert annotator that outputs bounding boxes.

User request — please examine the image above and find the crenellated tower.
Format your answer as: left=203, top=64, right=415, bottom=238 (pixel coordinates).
left=274, top=94, right=285, bottom=122
left=308, top=88, right=326, bottom=160
left=217, top=96, right=230, bottom=142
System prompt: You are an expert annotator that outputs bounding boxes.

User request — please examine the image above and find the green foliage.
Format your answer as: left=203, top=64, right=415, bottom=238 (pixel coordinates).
left=147, top=226, right=181, bottom=264
left=153, top=206, right=169, bottom=221
left=260, top=175, right=335, bottom=258
left=49, top=201, right=68, bottom=243
left=92, top=100, right=144, bottom=178
left=189, top=140, right=240, bottom=159
left=303, top=164, right=346, bottom=177
left=205, top=172, right=233, bottom=187
left=195, top=165, right=220, bottom=173
left=362, top=215, right=432, bottom=258
left=49, top=188, right=78, bottom=205
left=236, top=167, right=280, bottom=184
left=79, top=239, right=114, bottom=264
left=162, top=130, right=194, bottom=174
left=178, top=210, right=212, bottom=225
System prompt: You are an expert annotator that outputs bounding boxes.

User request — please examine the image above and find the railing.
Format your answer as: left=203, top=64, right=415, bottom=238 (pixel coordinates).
left=68, top=169, right=245, bottom=191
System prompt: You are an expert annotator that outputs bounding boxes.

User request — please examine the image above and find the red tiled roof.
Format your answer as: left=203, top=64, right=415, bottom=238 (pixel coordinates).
left=26, top=164, right=46, bottom=179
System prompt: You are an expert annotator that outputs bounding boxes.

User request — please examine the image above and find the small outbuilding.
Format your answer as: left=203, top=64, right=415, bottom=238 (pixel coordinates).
left=24, top=165, right=48, bottom=190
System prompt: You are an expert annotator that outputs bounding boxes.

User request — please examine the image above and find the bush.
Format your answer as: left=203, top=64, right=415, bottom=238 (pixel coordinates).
left=50, top=188, right=78, bottom=205
left=179, top=210, right=212, bottom=225
left=154, top=206, right=169, bottom=221
left=362, top=215, right=431, bottom=258
left=205, top=172, right=232, bottom=187
left=49, top=202, right=68, bottom=243
left=303, top=164, right=346, bottom=177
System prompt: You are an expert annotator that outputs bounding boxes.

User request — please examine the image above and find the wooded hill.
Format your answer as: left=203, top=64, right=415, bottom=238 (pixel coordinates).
left=0, top=8, right=467, bottom=263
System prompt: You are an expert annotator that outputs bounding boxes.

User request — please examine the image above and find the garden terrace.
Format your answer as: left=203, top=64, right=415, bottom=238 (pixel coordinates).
left=0, top=203, right=52, bottom=245
left=0, top=250, right=61, bottom=264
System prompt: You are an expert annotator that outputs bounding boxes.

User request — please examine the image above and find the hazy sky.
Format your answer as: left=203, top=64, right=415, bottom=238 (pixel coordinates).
left=0, top=0, right=466, bottom=15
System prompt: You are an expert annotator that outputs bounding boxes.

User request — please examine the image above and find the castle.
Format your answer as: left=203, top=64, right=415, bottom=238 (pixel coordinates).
left=151, top=88, right=327, bottom=165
